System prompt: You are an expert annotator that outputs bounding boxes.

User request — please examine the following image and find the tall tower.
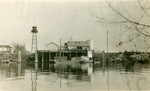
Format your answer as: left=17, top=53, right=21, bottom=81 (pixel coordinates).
left=31, top=26, right=38, bottom=53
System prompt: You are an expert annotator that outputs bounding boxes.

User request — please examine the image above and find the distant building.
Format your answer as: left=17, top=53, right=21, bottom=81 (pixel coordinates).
left=45, top=42, right=59, bottom=51
left=0, top=45, right=13, bottom=54
left=65, top=40, right=93, bottom=50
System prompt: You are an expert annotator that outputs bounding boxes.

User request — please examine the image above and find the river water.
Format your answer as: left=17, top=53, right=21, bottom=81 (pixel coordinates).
left=0, top=61, right=150, bottom=91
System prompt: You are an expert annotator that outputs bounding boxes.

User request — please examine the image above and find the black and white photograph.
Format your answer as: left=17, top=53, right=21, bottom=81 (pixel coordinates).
left=0, top=0, right=150, bottom=91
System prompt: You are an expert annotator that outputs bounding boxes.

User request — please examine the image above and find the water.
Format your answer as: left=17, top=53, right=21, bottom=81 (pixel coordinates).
left=0, top=61, right=150, bottom=91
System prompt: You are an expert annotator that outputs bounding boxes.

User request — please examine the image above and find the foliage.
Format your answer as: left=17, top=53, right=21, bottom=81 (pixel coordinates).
left=123, top=51, right=134, bottom=59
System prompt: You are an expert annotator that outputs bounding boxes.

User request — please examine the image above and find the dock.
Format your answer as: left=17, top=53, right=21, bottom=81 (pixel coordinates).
left=37, top=50, right=89, bottom=63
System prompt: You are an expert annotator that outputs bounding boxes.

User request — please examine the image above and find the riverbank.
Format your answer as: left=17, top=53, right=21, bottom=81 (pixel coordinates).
left=93, top=51, right=150, bottom=63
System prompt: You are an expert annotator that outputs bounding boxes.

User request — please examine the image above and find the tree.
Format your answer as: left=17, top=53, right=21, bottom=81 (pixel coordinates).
left=11, top=43, right=27, bottom=53
left=96, top=0, right=150, bottom=52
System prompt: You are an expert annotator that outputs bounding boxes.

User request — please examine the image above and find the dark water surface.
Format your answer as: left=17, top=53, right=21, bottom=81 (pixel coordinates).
left=0, top=61, right=150, bottom=91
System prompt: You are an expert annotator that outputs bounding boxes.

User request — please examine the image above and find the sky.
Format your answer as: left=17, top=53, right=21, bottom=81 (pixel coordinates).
left=0, top=0, right=148, bottom=52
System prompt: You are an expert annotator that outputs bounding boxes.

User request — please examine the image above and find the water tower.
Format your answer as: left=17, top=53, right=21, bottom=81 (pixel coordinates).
left=31, top=26, right=38, bottom=53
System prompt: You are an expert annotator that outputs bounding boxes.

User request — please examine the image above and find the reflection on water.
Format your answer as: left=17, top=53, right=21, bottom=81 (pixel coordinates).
left=31, top=63, right=38, bottom=91
left=0, top=61, right=150, bottom=91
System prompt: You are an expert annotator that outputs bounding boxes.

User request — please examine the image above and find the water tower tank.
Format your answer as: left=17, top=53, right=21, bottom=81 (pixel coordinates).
left=31, top=26, right=38, bottom=33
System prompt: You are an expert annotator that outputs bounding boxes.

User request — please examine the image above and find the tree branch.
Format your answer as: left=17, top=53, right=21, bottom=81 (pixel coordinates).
left=106, top=0, right=150, bottom=27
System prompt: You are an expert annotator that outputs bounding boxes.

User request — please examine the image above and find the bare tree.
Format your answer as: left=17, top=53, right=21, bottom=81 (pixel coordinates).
left=96, top=0, right=150, bottom=52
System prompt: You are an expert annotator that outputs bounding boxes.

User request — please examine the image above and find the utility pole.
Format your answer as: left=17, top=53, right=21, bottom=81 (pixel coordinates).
left=60, top=38, right=62, bottom=57
left=107, top=31, right=108, bottom=53
left=106, top=31, right=109, bottom=91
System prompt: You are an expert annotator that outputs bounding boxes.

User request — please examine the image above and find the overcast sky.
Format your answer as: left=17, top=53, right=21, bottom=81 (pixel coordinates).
left=0, top=0, right=146, bottom=52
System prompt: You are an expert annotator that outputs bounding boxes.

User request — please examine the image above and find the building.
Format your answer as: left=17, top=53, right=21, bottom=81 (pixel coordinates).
left=38, top=40, right=94, bottom=62
left=0, top=45, right=13, bottom=54
left=45, top=42, right=59, bottom=51
left=65, top=40, right=93, bottom=50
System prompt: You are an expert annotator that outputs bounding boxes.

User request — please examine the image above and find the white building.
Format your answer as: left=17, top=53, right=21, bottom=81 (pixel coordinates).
left=45, top=42, right=59, bottom=51
left=66, top=40, right=93, bottom=50
left=0, top=45, right=13, bottom=54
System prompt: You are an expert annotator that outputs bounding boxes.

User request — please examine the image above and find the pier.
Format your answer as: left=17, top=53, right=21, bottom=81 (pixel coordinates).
left=37, top=50, right=89, bottom=63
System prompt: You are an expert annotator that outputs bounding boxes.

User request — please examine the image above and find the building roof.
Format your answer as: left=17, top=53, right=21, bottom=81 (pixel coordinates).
left=0, top=45, right=12, bottom=48
left=45, top=42, right=58, bottom=46
left=67, top=40, right=90, bottom=47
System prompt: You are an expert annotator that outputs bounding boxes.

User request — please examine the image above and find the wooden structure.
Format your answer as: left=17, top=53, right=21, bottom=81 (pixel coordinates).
left=37, top=50, right=88, bottom=63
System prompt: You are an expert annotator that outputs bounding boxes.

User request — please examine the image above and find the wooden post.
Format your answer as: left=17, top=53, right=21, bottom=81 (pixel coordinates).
left=42, top=52, right=44, bottom=63
left=49, top=52, right=51, bottom=60
left=69, top=52, right=71, bottom=60
left=35, top=63, right=38, bottom=72
left=17, top=63, right=21, bottom=76
left=35, top=51, right=38, bottom=63
left=42, top=63, right=44, bottom=72
left=63, top=52, right=64, bottom=57
left=102, top=51, right=105, bottom=62
left=18, top=51, right=21, bottom=63
left=60, top=38, right=62, bottom=58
